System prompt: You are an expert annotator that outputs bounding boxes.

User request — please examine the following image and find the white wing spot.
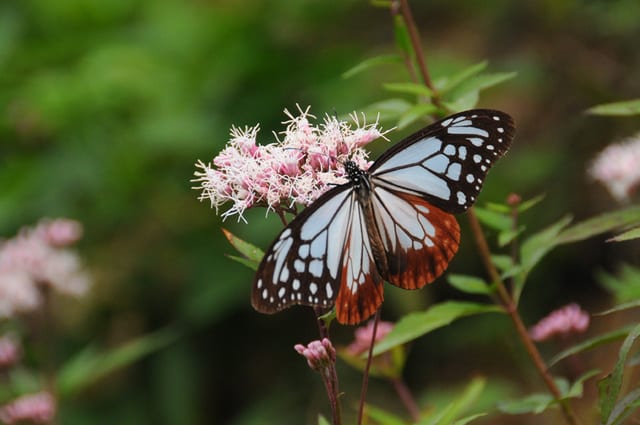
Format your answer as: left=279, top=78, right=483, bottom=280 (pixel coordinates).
left=257, top=279, right=263, bottom=289
left=280, top=228, right=291, bottom=240
left=441, top=118, right=453, bottom=126
left=458, top=146, right=467, bottom=159
left=416, top=204, right=429, bottom=214
left=294, top=259, right=305, bottom=273
left=493, top=116, right=500, bottom=121
left=466, top=174, right=475, bottom=183
left=279, top=266, right=290, bottom=282
left=326, top=283, right=333, bottom=298
left=293, top=279, right=301, bottom=291
left=469, top=137, right=484, bottom=146
left=262, top=289, right=268, bottom=300
left=309, top=259, right=323, bottom=278
left=497, top=127, right=504, bottom=133
left=423, top=154, right=449, bottom=173
left=481, top=165, right=487, bottom=171
left=278, top=287, right=286, bottom=298
left=444, top=144, right=456, bottom=155
left=446, top=163, right=462, bottom=180
left=448, top=126, right=489, bottom=137
left=457, top=191, right=467, bottom=205
left=298, top=244, right=310, bottom=259
left=487, top=145, right=495, bottom=151
left=473, top=154, right=482, bottom=163
left=413, top=241, right=423, bottom=250
left=310, top=282, right=318, bottom=294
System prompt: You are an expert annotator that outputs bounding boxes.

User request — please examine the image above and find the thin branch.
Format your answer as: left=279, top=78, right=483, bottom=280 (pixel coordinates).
left=358, top=310, right=381, bottom=425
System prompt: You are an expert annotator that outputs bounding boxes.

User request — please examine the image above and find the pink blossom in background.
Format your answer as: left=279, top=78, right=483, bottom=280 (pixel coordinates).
left=346, top=320, right=395, bottom=356
left=0, top=392, right=56, bottom=424
left=589, top=132, right=640, bottom=202
left=0, top=336, right=20, bottom=368
left=193, top=105, right=386, bottom=222
left=529, top=303, right=590, bottom=342
left=294, top=338, right=336, bottom=371
left=0, top=218, right=90, bottom=318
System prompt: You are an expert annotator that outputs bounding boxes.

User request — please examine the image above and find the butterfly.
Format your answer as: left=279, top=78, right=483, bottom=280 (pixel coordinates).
left=251, top=109, right=515, bottom=324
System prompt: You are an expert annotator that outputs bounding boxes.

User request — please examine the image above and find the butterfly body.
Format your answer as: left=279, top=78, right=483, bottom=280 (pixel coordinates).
left=252, top=109, right=515, bottom=324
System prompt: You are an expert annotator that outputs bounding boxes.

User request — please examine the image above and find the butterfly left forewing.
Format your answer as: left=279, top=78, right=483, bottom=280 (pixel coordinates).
left=370, top=109, right=514, bottom=213
left=370, top=185, right=460, bottom=290
left=252, top=185, right=354, bottom=314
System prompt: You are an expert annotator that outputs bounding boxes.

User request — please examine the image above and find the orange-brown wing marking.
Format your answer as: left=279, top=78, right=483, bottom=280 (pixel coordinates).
left=334, top=198, right=384, bottom=324
left=371, top=187, right=460, bottom=290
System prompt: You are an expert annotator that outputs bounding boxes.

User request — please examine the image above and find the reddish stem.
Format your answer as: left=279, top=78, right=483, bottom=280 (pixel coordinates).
left=357, top=310, right=380, bottom=425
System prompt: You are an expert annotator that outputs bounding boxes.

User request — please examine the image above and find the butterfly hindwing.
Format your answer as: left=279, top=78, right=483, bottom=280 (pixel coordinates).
left=371, top=186, right=460, bottom=289
left=370, top=109, right=515, bottom=214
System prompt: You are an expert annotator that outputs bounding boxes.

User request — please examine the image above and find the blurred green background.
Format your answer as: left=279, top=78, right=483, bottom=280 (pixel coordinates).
left=1, top=0, right=639, bottom=424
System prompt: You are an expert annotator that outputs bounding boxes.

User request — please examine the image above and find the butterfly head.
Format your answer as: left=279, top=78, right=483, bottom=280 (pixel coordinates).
left=344, top=160, right=366, bottom=186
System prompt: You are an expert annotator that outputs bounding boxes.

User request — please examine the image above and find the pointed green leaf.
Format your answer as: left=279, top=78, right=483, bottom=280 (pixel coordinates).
left=586, top=98, right=640, bottom=116
left=397, top=102, right=439, bottom=129
left=373, top=302, right=503, bottom=355
left=473, top=206, right=512, bottom=231
left=517, top=194, right=546, bottom=213
left=600, top=323, right=640, bottom=422
left=498, top=226, right=525, bottom=247
left=607, top=387, right=640, bottom=425
left=565, top=370, right=601, bottom=398
left=597, top=264, right=640, bottom=303
left=443, top=90, right=479, bottom=113
left=556, top=205, right=640, bottom=244
left=438, top=61, right=488, bottom=93
left=365, top=404, right=407, bottom=425
left=608, top=226, right=640, bottom=242
left=423, top=377, right=485, bottom=425
left=222, top=228, right=264, bottom=263
left=550, top=326, right=633, bottom=367
left=342, top=54, right=403, bottom=79
left=226, top=254, right=259, bottom=271
left=448, top=274, right=492, bottom=295
left=393, top=15, right=412, bottom=56
left=452, top=413, right=487, bottom=425
left=491, top=254, right=514, bottom=272
left=497, top=393, right=554, bottom=414
left=362, top=98, right=413, bottom=122
left=383, top=82, right=434, bottom=97
left=318, top=414, right=331, bottom=425
left=596, top=301, right=640, bottom=316
left=57, top=326, right=180, bottom=398
left=445, top=72, right=517, bottom=104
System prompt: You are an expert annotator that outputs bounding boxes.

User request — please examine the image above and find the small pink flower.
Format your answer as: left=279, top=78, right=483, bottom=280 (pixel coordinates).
left=193, top=105, right=387, bottom=222
left=0, top=218, right=90, bottom=318
left=346, top=320, right=395, bottom=356
left=294, top=338, right=336, bottom=372
left=0, top=336, right=21, bottom=369
left=589, top=132, right=640, bottom=202
left=529, top=303, right=590, bottom=342
left=0, top=392, right=56, bottom=424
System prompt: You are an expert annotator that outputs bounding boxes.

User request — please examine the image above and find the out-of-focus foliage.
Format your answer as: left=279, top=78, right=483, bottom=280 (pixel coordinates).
left=2, top=0, right=640, bottom=424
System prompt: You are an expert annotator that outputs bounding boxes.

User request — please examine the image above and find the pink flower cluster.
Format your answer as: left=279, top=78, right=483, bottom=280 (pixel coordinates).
left=294, top=338, right=336, bottom=372
left=345, top=320, right=395, bottom=356
left=529, top=303, right=590, bottom=342
left=0, top=336, right=20, bottom=368
left=193, top=106, right=385, bottom=222
left=589, top=132, right=640, bottom=201
left=0, top=392, right=56, bottom=424
left=0, top=218, right=89, bottom=318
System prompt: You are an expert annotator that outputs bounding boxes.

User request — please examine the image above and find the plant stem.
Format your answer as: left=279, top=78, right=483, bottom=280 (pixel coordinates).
left=396, top=0, right=443, bottom=110
left=394, top=1, right=582, bottom=423
left=467, top=209, right=582, bottom=425
left=391, top=377, right=421, bottom=422
left=357, top=310, right=380, bottom=425
left=313, top=310, right=342, bottom=425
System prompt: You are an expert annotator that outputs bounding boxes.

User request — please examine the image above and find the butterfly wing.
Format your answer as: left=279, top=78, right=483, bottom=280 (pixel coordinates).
left=370, top=185, right=460, bottom=290
left=252, top=184, right=384, bottom=324
left=369, top=109, right=515, bottom=214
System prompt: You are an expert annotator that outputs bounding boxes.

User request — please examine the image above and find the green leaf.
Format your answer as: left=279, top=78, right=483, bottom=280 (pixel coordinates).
left=443, top=90, right=479, bottom=113
left=222, top=228, right=264, bottom=264
left=57, top=326, right=180, bottom=398
left=517, top=194, right=546, bottom=213
left=342, top=54, right=403, bottom=79
left=452, top=413, right=487, bottom=425
left=393, top=15, right=412, bottom=56
left=318, top=414, right=331, bottom=425
left=421, top=377, right=485, bottom=425
left=498, top=393, right=553, bottom=414
left=556, top=205, right=640, bottom=244
left=365, top=404, right=407, bottom=425
left=586, top=98, right=640, bottom=116
left=491, top=254, right=514, bottom=273
left=225, top=254, right=259, bottom=271
left=361, top=98, right=413, bottom=122
left=550, top=326, right=633, bottom=367
left=473, top=206, right=512, bottom=231
left=396, top=102, right=439, bottom=129
left=596, top=300, right=640, bottom=316
left=607, top=388, right=640, bottom=425
left=608, top=226, right=640, bottom=242
left=383, top=82, right=434, bottom=97
left=437, top=61, right=488, bottom=93
left=373, top=301, right=503, bottom=355
left=445, top=72, right=517, bottom=104
left=498, top=226, right=525, bottom=247
left=597, top=264, right=640, bottom=303
left=599, top=323, right=640, bottom=422
left=515, top=215, right=573, bottom=302
left=565, top=370, right=601, bottom=399
left=448, top=274, right=492, bottom=295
